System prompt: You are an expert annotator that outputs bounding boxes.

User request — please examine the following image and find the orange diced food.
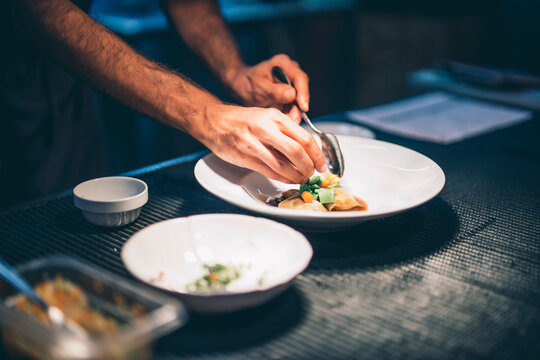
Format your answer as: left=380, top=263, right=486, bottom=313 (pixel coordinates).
left=301, top=191, right=314, bottom=203
left=324, top=173, right=340, bottom=186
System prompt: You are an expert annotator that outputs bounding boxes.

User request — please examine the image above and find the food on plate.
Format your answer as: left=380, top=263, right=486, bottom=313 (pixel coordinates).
left=271, top=174, right=367, bottom=212
left=326, top=188, right=367, bottom=211
left=186, top=264, right=241, bottom=293
left=277, top=196, right=328, bottom=212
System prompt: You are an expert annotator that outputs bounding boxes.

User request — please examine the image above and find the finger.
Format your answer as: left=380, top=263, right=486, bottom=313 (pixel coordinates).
left=268, top=132, right=315, bottom=181
left=246, top=156, right=293, bottom=184
left=277, top=117, right=328, bottom=173
left=271, top=55, right=310, bottom=112
left=227, top=148, right=293, bottom=183
left=284, top=105, right=302, bottom=124
left=267, top=146, right=310, bottom=184
left=261, top=80, right=296, bottom=105
left=289, top=69, right=309, bottom=112
left=257, top=120, right=315, bottom=181
left=246, top=138, right=305, bottom=184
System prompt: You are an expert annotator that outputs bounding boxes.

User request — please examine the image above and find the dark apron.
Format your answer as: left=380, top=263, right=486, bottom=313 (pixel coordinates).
left=0, top=0, right=107, bottom=207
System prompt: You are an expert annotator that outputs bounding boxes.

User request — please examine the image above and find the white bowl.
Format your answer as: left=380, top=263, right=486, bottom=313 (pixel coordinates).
left=73, top=176, right=148, bottom=227
left=194, top=135, right=445, bottom=231
left=121, top=214, right=313, bottom=314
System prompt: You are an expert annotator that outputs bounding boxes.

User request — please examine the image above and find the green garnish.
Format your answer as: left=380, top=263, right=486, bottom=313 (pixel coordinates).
left=299, top=183, right=311, bottom=194
left=186, top=264, right=241, bottom=293
left=308, top=176, right=321, bottom=185
left=317, top=188, right=335, bottom=204
left=299, top=175, right=336, bottom=203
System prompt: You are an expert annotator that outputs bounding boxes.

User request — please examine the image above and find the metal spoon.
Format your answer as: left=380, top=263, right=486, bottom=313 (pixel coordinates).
left=0, top=258, right=87, bottom=338
left=272, top=66, right=345, bottom=177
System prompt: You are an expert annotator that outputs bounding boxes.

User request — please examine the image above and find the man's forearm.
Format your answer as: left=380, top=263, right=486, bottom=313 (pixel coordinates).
left=10, top=0, right=221, bottom=135
left=6, top=0, right=326, bottom=183
left=162, top=0, right=245, bottom=89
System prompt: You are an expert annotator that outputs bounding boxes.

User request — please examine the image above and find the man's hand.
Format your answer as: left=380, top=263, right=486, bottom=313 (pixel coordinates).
left=163, top=1, right=310, bottom=122
left=227, top=54, right=310, bottom=124
left=193, top=104, right=327, bottom=184
left=12, top=0, right=326, bottom=184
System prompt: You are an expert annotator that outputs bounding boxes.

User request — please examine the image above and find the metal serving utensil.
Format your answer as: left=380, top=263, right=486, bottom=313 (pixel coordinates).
left=0, top=258, right=88, bottom=338
left=240, top=172, right=299, bottom=205
left=240, top=172, right=284, bottom=203
left=272, top=66, right=345, bottom=177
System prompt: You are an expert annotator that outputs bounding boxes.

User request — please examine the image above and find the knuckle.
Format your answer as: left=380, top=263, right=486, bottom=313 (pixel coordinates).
left=297, top=70, right=309, bottom=82
left=255, top=114, right=268, bottom=126
left=289, top=143, right=303, bottom=157
left=254, top=93, right=270, bottom=106
left=290, top=112, right=301, bottom=124
left=249, top=118, right=263, bottom=132
left=273, top=53, right=289, bottom=61
left=237, top=138, right=252, bottom=152
left=298, top=160, right=312, bottom=174
left=234, top=151, right=249, bottom=162
left=294, top=173, right=307, bottom=184
left=268, top=108, right=282, bottom=118
left=298, top=132, right=312, bottom=147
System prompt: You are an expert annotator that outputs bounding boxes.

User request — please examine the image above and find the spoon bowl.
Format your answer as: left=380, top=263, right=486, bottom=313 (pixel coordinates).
left=320, top=132, right=345, bottom=177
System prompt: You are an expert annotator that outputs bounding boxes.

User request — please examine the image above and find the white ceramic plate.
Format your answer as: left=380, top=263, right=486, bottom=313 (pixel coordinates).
left=302, top=121, right=376, bottom=139
left=194, top=136, right=445, bottom=230
left=122, top=214, right=312, bottom=314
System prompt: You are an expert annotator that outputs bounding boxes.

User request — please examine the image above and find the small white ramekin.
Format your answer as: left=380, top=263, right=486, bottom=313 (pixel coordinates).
left=73, top=176, right=148, bottom=227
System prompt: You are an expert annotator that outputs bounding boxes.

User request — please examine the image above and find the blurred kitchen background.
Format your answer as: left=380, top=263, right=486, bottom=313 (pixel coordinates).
left=90, top=0, right=540, bottom=175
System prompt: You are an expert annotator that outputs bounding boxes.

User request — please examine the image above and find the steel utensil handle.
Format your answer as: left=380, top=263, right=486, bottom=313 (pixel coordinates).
left=0, top=257, right=47, bottom=308
left=272, top=66, right=321, bottom=135
left=272, top=66, right=292, bottom=87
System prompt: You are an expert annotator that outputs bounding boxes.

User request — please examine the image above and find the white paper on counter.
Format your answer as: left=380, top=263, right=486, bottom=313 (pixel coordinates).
left=346, top=92, right=532, bottom=144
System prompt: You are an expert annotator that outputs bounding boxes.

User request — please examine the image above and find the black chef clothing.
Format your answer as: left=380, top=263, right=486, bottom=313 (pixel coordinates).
left=0, top=0, right=107, bottom=207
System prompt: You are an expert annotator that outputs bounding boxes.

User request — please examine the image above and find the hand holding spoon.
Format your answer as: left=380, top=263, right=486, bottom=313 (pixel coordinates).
left=272, top=66, right=345, bottom=177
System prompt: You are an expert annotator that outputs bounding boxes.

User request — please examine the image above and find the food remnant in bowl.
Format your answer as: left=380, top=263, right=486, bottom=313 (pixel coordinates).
left=269, top=174, right=367, bottom=212
left=149, top=271, right=165, bottom=284
left=186, top=264, right=241, bottom=293
left=6, top=275, right=120, bottom=337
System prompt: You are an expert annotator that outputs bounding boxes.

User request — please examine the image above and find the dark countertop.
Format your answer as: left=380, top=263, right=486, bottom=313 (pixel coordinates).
left=0, top=111, right=539, bottom=359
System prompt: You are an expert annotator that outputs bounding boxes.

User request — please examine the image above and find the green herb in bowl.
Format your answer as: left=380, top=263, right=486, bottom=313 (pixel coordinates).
left=186, top=264, right=242, bottom=294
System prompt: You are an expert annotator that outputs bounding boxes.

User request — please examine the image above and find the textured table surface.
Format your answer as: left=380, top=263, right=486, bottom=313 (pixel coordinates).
left=0, top=112, right=539, bottom=359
